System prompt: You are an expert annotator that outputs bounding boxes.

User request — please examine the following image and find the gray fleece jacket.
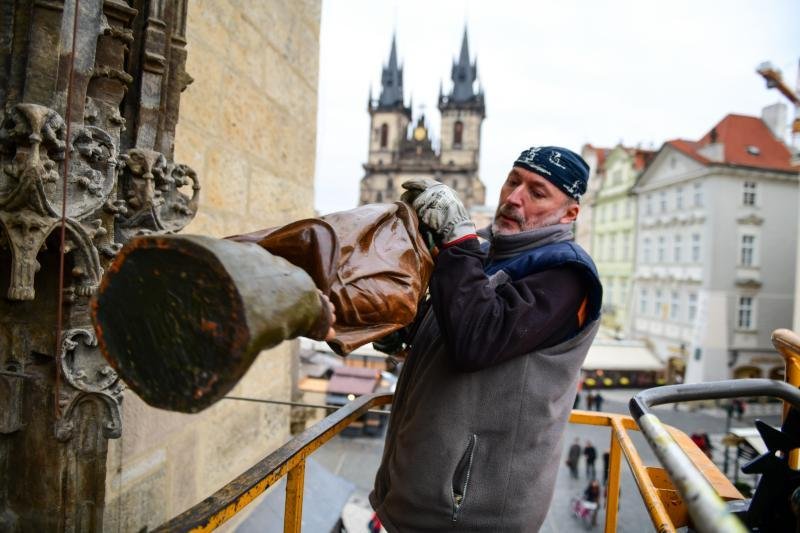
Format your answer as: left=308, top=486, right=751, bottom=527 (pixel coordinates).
left=370, top=228, right=601, bottom=532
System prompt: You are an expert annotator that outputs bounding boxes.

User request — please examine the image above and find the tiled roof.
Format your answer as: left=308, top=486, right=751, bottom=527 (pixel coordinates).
left=667, top=114, right=796, bottom=173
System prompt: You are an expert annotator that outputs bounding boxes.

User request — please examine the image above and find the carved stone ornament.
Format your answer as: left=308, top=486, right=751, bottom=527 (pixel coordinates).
left=0, top=0, right=197, bottom=528
left=115, top=148, right=200, bottom=242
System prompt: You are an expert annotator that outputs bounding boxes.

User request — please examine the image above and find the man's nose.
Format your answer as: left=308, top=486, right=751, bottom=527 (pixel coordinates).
left=505, top=184, right=526, bottom=206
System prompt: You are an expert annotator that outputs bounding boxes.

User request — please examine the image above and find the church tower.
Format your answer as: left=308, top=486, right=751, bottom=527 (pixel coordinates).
left=361, top=35, right=412, bottom=203
left=359, top=30, right=487, bottom=209
left=438, top=29, right=486, bottom=205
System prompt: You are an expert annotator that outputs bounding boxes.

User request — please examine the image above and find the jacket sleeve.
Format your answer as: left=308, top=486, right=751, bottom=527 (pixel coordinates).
left=428, top=238, right=588, bottom=372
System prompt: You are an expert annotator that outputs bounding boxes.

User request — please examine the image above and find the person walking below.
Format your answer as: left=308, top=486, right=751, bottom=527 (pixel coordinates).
left=567, top=438, right=582, bottom=479
left=583, top=479, right=601, bottom=526
left=594, top=392, right=604, bottom=412
left=586, top=391, right=595, bottom=411
left=584, top=441, right=597, bottom=479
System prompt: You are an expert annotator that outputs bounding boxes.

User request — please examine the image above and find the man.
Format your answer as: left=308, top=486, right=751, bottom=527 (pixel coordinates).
left=594, top=391, right=604, bottom=412
left=370, top=146, right=603, bottom=531
left=567, top=438, right=582, bottom=479
left=584, top=440, right=598, bottom=479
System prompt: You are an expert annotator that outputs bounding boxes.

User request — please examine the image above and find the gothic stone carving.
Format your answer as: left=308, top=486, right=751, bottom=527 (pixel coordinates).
left=0, top=0, right=198, bottom=529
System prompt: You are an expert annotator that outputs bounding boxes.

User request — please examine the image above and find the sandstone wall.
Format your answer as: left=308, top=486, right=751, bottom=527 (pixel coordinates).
left=104, top=1, right=322, bottom=529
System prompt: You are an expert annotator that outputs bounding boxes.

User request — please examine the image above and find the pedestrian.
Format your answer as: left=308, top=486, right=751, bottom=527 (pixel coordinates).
left=369, top=146, right=602, bottom=531
left=582, top=479, right=601, bottom=526
left=567, top=438, right=582, bottom=479
left=733, top=399, right=746, bottom=421
left=584, top=440, right=598, bottom=479
left=602, top=450, right=610, bottom=484
left=573, top=392, right=581, bottom=410
left=587, top=391, right=595, bottom=410
left=594, top=392, right=604, bottom=412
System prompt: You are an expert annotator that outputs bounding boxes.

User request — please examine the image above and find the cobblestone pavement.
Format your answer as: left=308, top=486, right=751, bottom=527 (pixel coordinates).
left=309, top=389, right=782, bottom=532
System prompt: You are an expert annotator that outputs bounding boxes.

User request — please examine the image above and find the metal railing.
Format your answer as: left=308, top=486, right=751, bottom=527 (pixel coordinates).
left=154, top=397, right=741, bottom=532
left=155, top=329, right=800, bottom=532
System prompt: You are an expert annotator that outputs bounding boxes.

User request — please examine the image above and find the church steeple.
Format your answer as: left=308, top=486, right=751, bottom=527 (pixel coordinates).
left=450, top=28, right=478, bottom=103
left=378, top=34, right=405, bottom=109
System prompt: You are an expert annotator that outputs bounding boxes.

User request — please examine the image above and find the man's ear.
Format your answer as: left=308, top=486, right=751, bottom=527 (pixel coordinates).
left=560, top=202, right=580, bottom=224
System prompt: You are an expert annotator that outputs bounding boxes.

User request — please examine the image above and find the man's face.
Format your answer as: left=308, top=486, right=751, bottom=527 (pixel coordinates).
left=492, top=166, right=580, bottom=235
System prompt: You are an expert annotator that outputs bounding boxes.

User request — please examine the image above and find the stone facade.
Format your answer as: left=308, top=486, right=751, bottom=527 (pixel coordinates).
left=631, top=114, right=798, bottom=384
left=360, top=31, right=486, bottom=210
left=102, top=1, right=321, bottom=530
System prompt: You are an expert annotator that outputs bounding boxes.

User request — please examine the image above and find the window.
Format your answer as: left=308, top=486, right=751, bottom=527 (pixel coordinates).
left=691, top=233, right=701, bottom=262
left=693, top=182, right=703, bottom=207
left=740, top=234, right=756, bottom=266
left=611, top=202, right=618, bottom=221
left=640, top=288, right=649, bottom=314
left=688, top=293, right=698, bottom=321
left=645, top=194, right=653, bottom=216
left=622, top=232, right=630, bottom=261
left=655, top=290, right=664, bottom=317
left=597, top=235, right=605, bottom=260
left=659, top=190, right=667, bottom=213
left=620, top=281, right=627, bottom=308
left=670, top=291, right=680, bottom=320
left=612, top=169, right=622, bottom=184
left=657, top=236, right=666, bottom=262
left=737, top=296, right=754, bottom=329
left=673, top=234, right=682, bottom=263
left=625, top=198, right=633, bottom=218
left=743, top=181, right=757, bottom=206
left=453, top=121, right=464, bottom=146
left=643, top=237, right=651, bottom=263
left=675, top=187, right=683, bottom=210
left=607, top=279, right=615, bottom=305
left=380, top=123, right=388, bottom=148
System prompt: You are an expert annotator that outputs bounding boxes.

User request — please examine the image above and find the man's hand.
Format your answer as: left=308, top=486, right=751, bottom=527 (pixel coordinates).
left=401, top=179, right=476, bottom=246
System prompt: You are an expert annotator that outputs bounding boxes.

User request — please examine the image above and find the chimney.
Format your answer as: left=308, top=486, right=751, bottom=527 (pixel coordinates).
left=761, top=102, right=788, bottom=142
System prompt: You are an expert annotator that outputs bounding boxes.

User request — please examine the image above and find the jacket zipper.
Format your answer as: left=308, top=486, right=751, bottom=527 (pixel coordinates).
left=452, top=433, right=477, bottom=523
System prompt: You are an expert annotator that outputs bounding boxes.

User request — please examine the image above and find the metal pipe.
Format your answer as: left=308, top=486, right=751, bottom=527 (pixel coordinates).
left=628, top=378, right=800, bottom=533
left=635, top=413, right=746, bottom=533
left=610, top=417, right=676, bottom=533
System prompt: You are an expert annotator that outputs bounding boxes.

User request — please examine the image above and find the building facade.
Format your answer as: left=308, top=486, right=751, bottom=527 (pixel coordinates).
left=592, top=146, right=654, bottom=335
left=360, top=31, right=486, bottom=209
left=576, top=144, right=609, bottom=254
left=631, top=113, right=798, bottom=384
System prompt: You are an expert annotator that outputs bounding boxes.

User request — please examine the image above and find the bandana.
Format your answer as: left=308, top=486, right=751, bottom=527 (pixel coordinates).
left=513, top=146, right=590, bottom=201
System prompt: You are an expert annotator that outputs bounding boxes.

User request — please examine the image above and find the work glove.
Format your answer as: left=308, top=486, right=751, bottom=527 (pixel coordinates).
left=401, top=178, right=476, bottom=246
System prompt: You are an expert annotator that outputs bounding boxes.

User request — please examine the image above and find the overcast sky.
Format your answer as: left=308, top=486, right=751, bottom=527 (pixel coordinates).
left=314, top=0, right=799, bottom=214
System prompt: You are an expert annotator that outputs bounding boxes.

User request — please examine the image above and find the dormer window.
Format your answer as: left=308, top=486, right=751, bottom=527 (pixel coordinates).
left=746, top=145, right=761, bottom=156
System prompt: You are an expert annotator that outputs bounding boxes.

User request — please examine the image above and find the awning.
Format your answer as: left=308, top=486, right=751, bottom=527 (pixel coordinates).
left=728, top=427, right=768, bottom=455
left=583, top=342, right=664, bottom=371
left=327, top=366, right=380, bottom=395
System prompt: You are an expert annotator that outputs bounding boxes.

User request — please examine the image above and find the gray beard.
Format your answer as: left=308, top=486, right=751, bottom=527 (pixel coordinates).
left=491, top=208, right=566, bottom=236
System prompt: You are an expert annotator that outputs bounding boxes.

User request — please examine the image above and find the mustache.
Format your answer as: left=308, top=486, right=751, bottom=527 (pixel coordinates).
left=496, top=204, right=525, bottom=225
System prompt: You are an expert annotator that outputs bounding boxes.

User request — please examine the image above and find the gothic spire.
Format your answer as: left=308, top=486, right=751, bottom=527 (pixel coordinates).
left=449, top=27, right=478, bottom=103
left=378, top=33, right=405, bottom=108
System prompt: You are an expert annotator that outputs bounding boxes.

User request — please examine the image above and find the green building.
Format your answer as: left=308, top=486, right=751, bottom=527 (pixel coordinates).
left=591, top=145, right=655, bottom=335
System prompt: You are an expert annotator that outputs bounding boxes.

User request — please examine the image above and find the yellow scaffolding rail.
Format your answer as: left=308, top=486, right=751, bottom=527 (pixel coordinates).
left=155, top=328, right=800, bottom=532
